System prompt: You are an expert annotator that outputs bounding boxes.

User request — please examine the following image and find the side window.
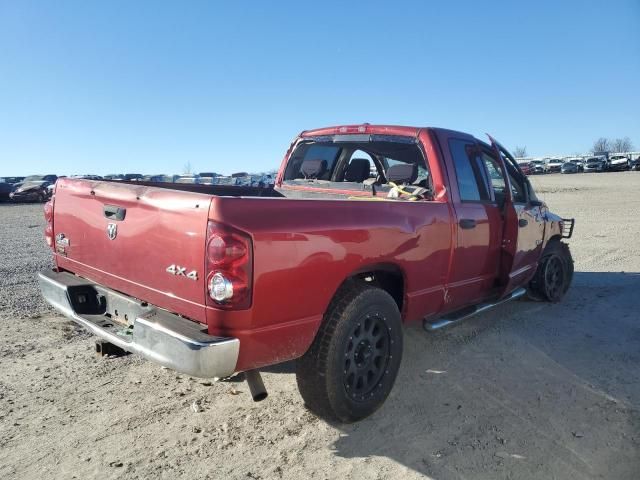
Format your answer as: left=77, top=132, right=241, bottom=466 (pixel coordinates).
left=500, top=154, right=527, bottom=204
left=481, top=152, right=505, bottom=193
left=449, top=139, right=490, bottom=201
left=506, top=169, right=526, bottom=203
left=481, top=150, right=527, bottom=204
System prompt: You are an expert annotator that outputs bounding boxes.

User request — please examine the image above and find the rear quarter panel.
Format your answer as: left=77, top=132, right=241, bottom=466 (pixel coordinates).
left=207, top=197, right=452, bottom=371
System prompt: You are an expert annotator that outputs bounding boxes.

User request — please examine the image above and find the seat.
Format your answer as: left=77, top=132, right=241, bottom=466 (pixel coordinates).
left=299, top=159, right=328, bottom=179
left=386, top=163, right=418, bottom=184
left=344, top=158, right=371, bottom=183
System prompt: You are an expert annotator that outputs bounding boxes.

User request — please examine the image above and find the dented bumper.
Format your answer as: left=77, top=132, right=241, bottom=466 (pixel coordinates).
left=38, top=269, right=239, bottom=378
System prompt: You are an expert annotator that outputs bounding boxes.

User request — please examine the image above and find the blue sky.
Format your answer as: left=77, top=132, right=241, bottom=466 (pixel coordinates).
left=1, top=0, right=639, bottom=176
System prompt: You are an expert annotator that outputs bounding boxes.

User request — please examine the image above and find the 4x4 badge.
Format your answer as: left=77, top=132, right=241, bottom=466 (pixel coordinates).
left=107, top=223, right=117, bottom=240
left=166, top=264, right=198, bottom=280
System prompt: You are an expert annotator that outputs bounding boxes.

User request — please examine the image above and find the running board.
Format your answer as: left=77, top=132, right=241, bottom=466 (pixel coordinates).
left=423, top=288, right=527, bottom=331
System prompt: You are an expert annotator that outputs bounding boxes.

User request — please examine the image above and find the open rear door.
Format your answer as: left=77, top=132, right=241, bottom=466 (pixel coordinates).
left=488, top=135, right=545, bottom=297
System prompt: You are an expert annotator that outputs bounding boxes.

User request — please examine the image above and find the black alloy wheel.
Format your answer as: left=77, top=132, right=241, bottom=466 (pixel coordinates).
left=542, top=255, right=565, bottom=302
left=343, top=312, right=390, bottom=401
left=530, top=240, right=573, bottom=302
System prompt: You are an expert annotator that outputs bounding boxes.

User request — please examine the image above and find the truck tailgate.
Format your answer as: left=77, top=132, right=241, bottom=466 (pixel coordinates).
left=52, top=178, right=212, bottom=322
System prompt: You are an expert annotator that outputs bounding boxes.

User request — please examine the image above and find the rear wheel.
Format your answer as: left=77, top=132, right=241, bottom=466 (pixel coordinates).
left=530, top=240, right=573, bottom=302
left=296, top=282, right=403, bottom=423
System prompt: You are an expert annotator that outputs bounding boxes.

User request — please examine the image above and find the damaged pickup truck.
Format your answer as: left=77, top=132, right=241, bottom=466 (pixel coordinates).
left=39, top=124, right=574, bottom=422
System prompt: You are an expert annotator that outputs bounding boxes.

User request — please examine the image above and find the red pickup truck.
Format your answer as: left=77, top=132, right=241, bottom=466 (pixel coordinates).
left=39, top=124, right=574, bottom=422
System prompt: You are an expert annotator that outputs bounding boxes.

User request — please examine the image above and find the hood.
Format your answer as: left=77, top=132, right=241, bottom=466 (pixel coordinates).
left=15, top=182, right=45, bottom=193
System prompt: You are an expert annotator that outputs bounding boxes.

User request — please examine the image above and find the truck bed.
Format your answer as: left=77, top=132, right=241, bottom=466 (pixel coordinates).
left=118, top=179, right=404, bottom=201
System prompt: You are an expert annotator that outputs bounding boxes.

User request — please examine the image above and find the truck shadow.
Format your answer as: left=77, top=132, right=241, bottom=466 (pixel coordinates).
left=275, top=272, right=640, bottom=479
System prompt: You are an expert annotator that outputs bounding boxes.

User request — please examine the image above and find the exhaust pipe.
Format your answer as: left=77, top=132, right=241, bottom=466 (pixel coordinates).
left=245, top=370, right=268, bottom=402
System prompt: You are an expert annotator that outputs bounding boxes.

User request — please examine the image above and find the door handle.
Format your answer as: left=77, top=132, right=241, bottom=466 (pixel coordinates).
left=518, top=218, right=528, bottom=227
left=459, top=219, right=476, bottom=229
left=103, top=204, right=126, bottom=221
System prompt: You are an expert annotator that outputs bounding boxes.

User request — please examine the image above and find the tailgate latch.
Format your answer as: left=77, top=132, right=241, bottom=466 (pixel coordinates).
left=103, top=204, right=127, bottom=221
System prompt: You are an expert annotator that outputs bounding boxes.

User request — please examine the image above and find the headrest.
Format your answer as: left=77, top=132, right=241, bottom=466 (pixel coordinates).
left=386, top=163, right=418, bottom=184
left=344, top=158, right=371, bottom=182
left=300, top=159, right=327, bottom=179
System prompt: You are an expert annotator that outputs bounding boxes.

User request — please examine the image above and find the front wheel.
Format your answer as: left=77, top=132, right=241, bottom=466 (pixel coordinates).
left=529, top=240, right=574, bottom=302
left=296, top=282, right=403, bottom=423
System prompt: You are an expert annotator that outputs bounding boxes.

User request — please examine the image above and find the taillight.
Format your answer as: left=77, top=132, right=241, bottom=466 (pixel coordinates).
left=43, top=199, right=54, bottom=250
left=205, top=221, right=253, bottom=309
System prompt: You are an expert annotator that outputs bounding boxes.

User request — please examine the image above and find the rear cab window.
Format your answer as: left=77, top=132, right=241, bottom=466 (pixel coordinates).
left=282, top=134, right=432, bottom=199
left=284, top=144, right=341, bottom=181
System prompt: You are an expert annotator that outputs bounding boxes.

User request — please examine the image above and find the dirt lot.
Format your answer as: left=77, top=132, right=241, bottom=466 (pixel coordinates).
left=1, top=172, right=639, bottom=480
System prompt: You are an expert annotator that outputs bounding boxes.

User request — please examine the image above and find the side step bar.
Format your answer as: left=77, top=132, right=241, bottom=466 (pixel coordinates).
left=423, top=287, right=527, bottom=331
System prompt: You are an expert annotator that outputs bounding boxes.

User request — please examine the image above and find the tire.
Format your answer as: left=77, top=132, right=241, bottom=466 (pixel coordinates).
left=38, top=192, right=46, bottom=203
left=529, top=240, right=573, bottom=302
left=296, top=282, right=403, bottom=423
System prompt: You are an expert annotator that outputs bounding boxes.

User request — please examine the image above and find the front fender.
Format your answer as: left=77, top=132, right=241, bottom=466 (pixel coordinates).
left=542, top=208, right=564, bottom=248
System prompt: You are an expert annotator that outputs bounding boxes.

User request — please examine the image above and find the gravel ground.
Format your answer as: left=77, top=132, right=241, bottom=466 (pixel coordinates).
left=0, top=203, right=53, bottom=318
left=0, top=172, right=639, bottom=480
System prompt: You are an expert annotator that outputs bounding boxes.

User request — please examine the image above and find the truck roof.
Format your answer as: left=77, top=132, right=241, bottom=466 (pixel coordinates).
left=301, top=124, right=422, bottom=137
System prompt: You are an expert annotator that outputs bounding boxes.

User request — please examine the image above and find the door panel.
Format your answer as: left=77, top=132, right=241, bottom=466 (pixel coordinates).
left=448, top=202, right=502, bottom=308
left=502, top=203, right=545, bottom=287
left=435, top=131, right=502, bottom=311
left=487, top=135, right=544, bottom=296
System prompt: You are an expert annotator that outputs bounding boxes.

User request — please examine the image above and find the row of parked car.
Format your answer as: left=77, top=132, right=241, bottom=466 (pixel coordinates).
left=0, top=172, right=277, bottom=203
left=101, top=172, right=276, bottom=187
left=121, top=172, right=276, bottom=186
left=518, top=154, right=640, bottom=175
left=5, top=152, right=635, bottom=204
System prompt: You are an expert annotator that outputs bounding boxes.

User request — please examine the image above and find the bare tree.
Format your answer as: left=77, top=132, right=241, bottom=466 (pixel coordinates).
left=611, top=137, right=634, bottom=153
left=512, top=146, right=528, bottom=158
left=183, top=161, right=193, bottom=174
left=592, top=137, right=611, bottom=153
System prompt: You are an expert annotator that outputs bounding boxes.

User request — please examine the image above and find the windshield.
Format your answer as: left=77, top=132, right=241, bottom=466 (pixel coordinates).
left=23, top=175, right=45, bottom=182
left=20, top=181, right=47, bottom=186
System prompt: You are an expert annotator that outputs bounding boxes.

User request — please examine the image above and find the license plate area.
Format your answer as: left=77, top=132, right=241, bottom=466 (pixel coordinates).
left=97, top=286, right=154, bottom=328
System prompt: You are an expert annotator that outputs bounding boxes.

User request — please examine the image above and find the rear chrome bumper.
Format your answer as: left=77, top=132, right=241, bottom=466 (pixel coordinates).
left=38, top=269, right=239, bottom=378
